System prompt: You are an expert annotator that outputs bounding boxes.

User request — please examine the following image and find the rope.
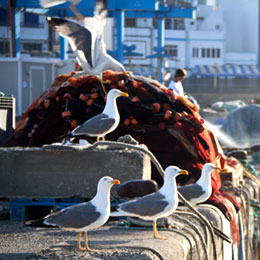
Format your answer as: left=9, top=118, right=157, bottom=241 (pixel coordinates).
left=172, top=213, right=209, bottom=260
left=126, top=214, right=205, bottom=260
left=237, top=185, right=254, bottom=259
left=222, top=180, right=258, bottom=259
left=176, top=211, right=209, bottom=245
left=115, top=220, right=193, bottom=260
left=178, top=193, right=218, bottom=260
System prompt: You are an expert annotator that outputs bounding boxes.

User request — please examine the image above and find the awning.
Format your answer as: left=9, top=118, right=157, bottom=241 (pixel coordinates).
left=192, top=65, right=260, bottom=78
left=126, top=66, right=156, bottom=77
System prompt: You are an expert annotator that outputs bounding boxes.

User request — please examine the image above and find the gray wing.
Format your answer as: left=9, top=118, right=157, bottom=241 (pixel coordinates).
left=72, top=113, right=116, bottom=136
left=46, top=17, right=93, bottom=67
left=178, top=184, right=205, bottom=200
left=118, top=192, right=168, bottom=217
left=44, top=202, right=100, bottom=229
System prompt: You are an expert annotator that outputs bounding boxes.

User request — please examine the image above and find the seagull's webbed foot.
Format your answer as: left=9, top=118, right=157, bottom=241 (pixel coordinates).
left=98, top=78, right=111, bottom=95
left=83, top=232, right=99, bottom=252
left=123, top=71, right=130, bottom=78
left=153, top=222, right=167, bottom=240
left=77, top=232, right=86, bottom=251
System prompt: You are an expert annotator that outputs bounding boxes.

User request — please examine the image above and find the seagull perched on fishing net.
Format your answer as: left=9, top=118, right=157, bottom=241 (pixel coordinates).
left=111, top=166, right=189, bottom=240
left=40, top=0, right=84, bottom=21
left=46, top=2, right=126, bottom=93
left=44, top=176, right=120, bottom=251
left=69, top=89, right=128, bottom=142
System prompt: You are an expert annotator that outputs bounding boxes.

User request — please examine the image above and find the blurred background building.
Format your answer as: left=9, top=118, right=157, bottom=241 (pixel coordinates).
left=0, top=0, right=259, bottom=115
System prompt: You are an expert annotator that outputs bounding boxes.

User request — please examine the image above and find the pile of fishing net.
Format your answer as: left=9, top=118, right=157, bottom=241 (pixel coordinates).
left=9, top=70, right=242, bottom=239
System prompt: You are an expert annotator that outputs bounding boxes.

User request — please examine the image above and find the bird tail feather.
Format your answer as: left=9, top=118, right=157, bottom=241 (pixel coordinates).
left=110, top=211, right=124, bottom=217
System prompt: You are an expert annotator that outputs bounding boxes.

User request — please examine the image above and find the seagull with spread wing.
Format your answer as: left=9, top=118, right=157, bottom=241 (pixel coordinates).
left=46, top=2, right=126, bottom=93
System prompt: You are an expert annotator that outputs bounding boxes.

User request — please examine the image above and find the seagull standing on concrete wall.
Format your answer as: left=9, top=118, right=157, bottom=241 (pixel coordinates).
left=111, top=166, right=189, bottom=240
left=44, top=176, right=120, bottom=252
left=46, top=1, right=127, bottom=93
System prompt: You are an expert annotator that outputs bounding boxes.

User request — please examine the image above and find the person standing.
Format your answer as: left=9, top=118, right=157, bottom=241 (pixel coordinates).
left=168, top=68, right=187, bottom=97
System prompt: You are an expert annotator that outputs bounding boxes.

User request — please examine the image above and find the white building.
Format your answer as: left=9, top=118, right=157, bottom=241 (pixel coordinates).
left=0, top=0, right=259, bottom=76
left=219, top=0, right=259, bottom=65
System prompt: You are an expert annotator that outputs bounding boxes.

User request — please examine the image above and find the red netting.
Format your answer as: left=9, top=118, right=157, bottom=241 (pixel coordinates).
left=9, top=70, right=240, bottom=225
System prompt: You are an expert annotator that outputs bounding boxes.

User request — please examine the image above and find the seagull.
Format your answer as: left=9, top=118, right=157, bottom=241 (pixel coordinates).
left=111, top=166, right=189, bottom=240
left=46, top=2, right=126, bottom=93
left=40, top=0, right=84, bottom=21
left=43, top=176, right=120, bottom=252
left=70, top=89, right=128, bottom=141
left=177, top=163, right=220, bottom=204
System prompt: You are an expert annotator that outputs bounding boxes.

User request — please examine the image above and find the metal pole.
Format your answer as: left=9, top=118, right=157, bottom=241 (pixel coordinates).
left=116, top=9, right=125, bottom=63
left=8, top=0, right=14, bottom=57
left=157, top=16, right=165, bottom=82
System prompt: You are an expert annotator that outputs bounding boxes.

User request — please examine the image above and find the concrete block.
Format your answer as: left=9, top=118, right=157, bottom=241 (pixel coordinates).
left=0, top=143, right=151, bottom=199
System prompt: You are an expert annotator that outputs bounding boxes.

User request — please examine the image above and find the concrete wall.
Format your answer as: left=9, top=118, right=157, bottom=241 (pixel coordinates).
left=0, top=144, right=151, bottom=199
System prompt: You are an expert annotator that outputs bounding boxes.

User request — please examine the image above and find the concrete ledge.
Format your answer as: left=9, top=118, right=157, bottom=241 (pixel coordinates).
left=0, top=144, right=151, bottom=198
left=0, top=204, right=230, bottom=260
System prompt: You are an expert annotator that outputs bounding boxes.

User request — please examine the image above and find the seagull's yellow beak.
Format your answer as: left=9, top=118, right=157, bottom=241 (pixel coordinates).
left=214, top=166, right=221, bottom=171
left=180, top=170, right=189, bottom=175
left=121, top=92, right=129, bottom=97
left=111, top=179, right=120, bottom=185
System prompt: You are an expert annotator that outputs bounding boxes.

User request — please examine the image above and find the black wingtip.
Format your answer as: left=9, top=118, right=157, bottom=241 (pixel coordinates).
left=24, top=218, right=48, bottom=227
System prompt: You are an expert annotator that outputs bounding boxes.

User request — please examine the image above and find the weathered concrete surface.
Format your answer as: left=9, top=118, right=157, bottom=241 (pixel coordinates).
left=0, top=204, right=228, bottom=260
left=0, top=144, right=151, bottom=198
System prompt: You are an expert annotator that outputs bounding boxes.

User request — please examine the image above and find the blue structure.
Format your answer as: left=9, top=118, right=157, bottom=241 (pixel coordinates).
left=193, top=64, right=260, bottom=78
left=0, top=0, right=195, bottom=81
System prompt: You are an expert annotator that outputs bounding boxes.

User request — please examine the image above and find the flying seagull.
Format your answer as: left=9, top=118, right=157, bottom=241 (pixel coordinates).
left=46, top=3, right=126, bottom=93
left=111, top=166, right=189, bottom=240
left=178, top=163, right=221, bottom=204
left=43, top=176, right=120, bottom=251
left=70, top=89, right=128, bottom=141
left=40, top=0, right=84, bottom=21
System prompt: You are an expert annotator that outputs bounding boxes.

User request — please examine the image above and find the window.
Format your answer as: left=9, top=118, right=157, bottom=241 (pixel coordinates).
left=23, top=12, right=39, bottom=28
left=192, top=47, right=199, bottom=58
left=165, top=19, right=173, bottom=30
left=23, top=43, right=42, bottom=52
left=164, top=18, right=185, bottom=30
left=207, top=48, right=210, bottom=57
left=212, top=49, right=215, bottom=58
left=0, top=42, right=9, bottom=55
left=173, top=19, right=185, bottom=30
left=125, top=18, right=137, bottom=28
left=0, top=8, right=8, bottom=26
left=165, top=45, right=178, bottom=57
left=202, top=48, right=205, bottom=58
left=217, top=48, right=221, bottom=58
left=200, top=48, right=221, bottom=59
